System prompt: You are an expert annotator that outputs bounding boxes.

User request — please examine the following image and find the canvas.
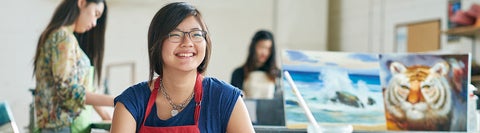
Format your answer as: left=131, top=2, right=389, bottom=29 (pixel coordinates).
left=379, top=54, right=469, bottom=131
left=281, top=50, right=386, bottom=130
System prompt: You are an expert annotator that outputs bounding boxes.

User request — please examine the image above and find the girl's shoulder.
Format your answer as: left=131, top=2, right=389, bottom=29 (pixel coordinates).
left=203, top=77, right=241, bottom=95
left=115, top=81, right=150, bottom=102
left=123, top=81, right=150, bottom=95
left=50, top=26, right=73, bottom=38
left=45, top=26, right=76, bottom=47
left=203, top=77, right=232, bottom=88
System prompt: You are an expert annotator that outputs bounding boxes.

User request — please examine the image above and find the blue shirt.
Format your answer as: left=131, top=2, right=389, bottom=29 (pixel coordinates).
left=114, top=77, right=241, bottom=133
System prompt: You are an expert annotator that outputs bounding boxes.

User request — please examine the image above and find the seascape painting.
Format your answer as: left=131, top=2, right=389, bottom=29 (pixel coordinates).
left=281, top=50, right=386, bottom=130
left=379, top=54, right=469, bottom=131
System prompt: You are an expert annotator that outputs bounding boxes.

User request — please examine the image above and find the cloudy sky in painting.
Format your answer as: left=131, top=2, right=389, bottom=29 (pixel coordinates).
left=281, top=49, right=380, bottom=75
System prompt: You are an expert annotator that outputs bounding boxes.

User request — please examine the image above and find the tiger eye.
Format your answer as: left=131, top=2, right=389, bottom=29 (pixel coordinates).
left=422, top=85, right=431, bottom=89
left=401, top=85, right=409, bottom=90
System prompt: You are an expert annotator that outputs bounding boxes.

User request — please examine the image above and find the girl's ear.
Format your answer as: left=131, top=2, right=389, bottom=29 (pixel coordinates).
left=77, top=0, right=86, bottom=8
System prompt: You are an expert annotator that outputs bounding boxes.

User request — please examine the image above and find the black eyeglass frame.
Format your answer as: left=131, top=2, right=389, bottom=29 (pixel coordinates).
left=167, top=30, right=207, bottom=43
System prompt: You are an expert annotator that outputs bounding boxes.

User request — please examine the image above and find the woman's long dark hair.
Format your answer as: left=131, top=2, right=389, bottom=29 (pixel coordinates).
left=147, top=2, right=212, bottom=85
left=242, top=30, right=278, bottom=81
left=33, top=0, right=107, bottom=85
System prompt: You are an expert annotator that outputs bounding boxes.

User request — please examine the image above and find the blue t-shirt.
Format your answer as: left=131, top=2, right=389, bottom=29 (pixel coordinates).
left=114, top=77, right=241, bottom=133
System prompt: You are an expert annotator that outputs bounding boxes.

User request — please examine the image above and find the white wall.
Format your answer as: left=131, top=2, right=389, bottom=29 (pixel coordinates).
left=329, top=0, right=371, bottom=52
left=330, top=0, right=448, bottom=53
left=382, top=0, right=448, bottom=53
left=1, top=0, right=57, bottom=131
left=276, top=0, right=329, bottom=51
left=330, top=0, right=479, bottom=64
left=0, top=0, right=328, bottom=132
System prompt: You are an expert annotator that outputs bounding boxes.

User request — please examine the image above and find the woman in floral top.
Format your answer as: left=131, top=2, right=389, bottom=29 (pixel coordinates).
left=32, top=0, right=113, bottom=132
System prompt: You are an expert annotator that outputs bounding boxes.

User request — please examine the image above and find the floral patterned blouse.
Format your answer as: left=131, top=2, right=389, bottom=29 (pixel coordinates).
left=34, top=26, right=91, bottom=129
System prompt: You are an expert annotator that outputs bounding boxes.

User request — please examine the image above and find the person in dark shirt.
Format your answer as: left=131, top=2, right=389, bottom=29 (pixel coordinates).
left=231, top=30, right=279, bottom=99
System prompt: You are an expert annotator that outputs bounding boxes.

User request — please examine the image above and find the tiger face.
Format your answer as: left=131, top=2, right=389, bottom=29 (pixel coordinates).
left=385, top=61, right=452, bottom=130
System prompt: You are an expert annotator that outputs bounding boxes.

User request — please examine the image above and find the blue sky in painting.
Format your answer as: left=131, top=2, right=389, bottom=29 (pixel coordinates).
left=282, top=50, right=379, bottom=76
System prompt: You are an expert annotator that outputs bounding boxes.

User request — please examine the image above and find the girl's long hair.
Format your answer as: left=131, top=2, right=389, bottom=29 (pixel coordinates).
left=33, top=0, right=107, bottom=85
left=242, top=30, right=278, bottom=81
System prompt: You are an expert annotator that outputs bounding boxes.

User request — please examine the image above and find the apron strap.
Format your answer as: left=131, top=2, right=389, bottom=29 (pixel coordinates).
left=194, top=73, right=203, bottom=125
left=142, top=73, right=203, bottom=126
left=142, top=77, right=161, bottom=125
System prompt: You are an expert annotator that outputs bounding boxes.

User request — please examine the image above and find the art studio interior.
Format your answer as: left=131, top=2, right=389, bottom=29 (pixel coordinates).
left=1, top=0, right=480, bottom=132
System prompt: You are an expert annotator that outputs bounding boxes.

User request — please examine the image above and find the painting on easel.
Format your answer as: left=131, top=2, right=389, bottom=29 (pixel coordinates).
left=281, top=49, right=386, bottom=130
left=379, top=54, right=469, bottom=131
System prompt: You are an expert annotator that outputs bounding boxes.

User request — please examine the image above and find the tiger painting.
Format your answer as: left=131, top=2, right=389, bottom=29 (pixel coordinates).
left=384, top=61, right=453, bottom=131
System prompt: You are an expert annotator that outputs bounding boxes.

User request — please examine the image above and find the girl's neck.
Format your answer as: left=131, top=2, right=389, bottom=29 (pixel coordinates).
left=161, top=70, right=197, bottom=96
left=255, top=61, right=265, bottom=68
left=67, top=24, right=76, bottom=32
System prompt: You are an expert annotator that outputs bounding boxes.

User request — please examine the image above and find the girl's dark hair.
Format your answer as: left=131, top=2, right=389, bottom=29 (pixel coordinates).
left=33, top=0, right=108, bottom=85
left=147, top=2, right=212, bottom=84
left=242, top=30, right=278, bottom=81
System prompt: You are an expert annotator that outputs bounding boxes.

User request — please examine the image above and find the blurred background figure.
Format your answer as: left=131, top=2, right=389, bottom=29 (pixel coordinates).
left=231, top=30, right=280, bottom=99
left=32, top=0, right=114, bottom=132
left=231, top=30, right=284, bottom=126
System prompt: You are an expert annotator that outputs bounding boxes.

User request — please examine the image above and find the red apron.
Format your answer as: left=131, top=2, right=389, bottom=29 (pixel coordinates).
left=139, top=73, right=203, bottom=133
